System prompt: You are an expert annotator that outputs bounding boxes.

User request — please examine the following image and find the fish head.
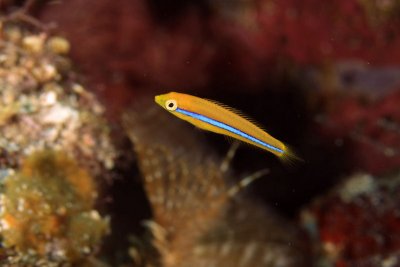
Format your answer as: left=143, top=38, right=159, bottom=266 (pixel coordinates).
left=155, top=92, right=179, bottom=112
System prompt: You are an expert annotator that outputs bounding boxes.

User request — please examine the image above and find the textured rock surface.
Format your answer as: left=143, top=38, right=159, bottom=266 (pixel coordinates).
left=0, top=19, right=116, bottom=266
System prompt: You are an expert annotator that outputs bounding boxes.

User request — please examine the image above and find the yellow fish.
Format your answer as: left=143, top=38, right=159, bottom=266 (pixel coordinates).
left=155, top=92, right=299, bottom=162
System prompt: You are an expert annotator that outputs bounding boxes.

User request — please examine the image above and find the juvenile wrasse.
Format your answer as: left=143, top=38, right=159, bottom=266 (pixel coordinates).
left=155, top=92, right=299, bottom=162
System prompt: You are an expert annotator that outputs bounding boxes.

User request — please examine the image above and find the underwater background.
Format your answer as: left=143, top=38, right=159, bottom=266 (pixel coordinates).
left=1, top=0, right=400, bottom=266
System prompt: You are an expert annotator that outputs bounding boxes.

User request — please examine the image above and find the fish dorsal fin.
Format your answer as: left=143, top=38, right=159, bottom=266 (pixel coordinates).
left=203, top=97, right=270, bottom=133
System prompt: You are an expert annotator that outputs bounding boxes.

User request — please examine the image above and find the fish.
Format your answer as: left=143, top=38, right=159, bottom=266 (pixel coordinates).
left=155, top=92, right=300, bottom=162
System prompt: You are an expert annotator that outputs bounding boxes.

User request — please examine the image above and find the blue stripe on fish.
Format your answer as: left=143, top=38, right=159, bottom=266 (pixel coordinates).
left=176, top=108, right=283, bottom=153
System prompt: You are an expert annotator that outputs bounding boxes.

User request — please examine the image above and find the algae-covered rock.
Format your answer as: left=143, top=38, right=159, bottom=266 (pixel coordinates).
left=0, top=150, right=109, bottom=265
left=0, top=20, right=116, bottom=176
left=0, top=17, right=116, bottom=266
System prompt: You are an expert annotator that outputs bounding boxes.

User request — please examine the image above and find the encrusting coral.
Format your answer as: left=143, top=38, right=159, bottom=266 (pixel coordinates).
left=0, top=150, right=109, bottom=265
left=0, top=19, right=116, bottom=176
left=0, top=17, right=116, bottom=266
left=123, top=99, right=310, bottom=267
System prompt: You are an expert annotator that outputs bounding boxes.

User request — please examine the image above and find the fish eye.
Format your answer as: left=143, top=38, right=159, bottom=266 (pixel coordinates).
left=165, top=99, right=177, bottom=111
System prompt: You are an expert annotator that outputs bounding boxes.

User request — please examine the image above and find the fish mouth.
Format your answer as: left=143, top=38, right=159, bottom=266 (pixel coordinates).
left=154, top=95, right=161, bottom=104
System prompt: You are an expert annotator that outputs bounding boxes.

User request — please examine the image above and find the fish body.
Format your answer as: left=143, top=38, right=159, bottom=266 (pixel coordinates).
left=155, top=92, right=298, bottom=161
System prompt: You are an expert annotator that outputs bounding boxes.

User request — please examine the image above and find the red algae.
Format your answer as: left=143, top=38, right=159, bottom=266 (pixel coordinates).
left=39, top=0, right=216, bottom=109
left=210, top=0, right=400, bottom=86
left=315, top=89, right=400, bottom=175
left=302, top=173, right=400, bottom=266
left=34, top=0, right=400, bottom=103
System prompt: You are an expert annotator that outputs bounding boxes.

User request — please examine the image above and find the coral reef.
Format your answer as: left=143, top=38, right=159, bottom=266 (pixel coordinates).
left=0, top=18, right=116, bottom=266
left=123, top=99, right=310, bottom=267
left=1, top=0, right=400, bottom=266
left=0, top=20, right=116, bottom=174
left=302, top=172, right=400, bottom=267
left=0, top=150, right=109, bottom=265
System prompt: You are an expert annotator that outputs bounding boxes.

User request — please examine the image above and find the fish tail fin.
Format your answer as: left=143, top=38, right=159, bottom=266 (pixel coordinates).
left=279, top=144, right=304, bottom=167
